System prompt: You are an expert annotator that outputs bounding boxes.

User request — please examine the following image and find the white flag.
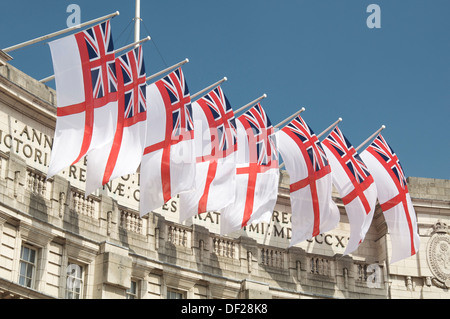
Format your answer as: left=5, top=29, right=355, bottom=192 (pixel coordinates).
left=220, top=103, right=279, bottom=235
left=360, top=134, right=420, bottom=263
left=322, top=125, right=377, bottom=255
left=85, top=46, right=147, bottom=194
left=47, top=20, right=118, bottom=179
left=179, top=86, right=237, bottom=222
left=139, top=68, right=195, bottom=217
left=276, top=115, right=339, bottom=247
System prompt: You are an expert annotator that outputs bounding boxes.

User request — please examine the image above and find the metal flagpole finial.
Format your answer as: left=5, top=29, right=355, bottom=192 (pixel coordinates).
left=146, top=58, right=190, bottom=83
left=191, top=77, right=227, bottom=100
left=317, top=117, right=343, bottom=139
left=355, top=124, right=386, bottom=151
left=234, top=93, right=267, bottom=115
left=275, top=107, right=306, bottom=128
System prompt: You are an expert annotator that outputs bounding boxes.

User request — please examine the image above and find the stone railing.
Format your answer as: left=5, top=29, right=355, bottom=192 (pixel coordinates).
left=212, top=237, right=236, bottom=259
left=71, top=189, right=98, bottom=218
left=120, top=209, right=143, bottom=235
left=309, top=256, right=331, bottom=277
left=260, top=248, right=284, bottom=269
left=26, top=169, right=48, bottom=197
left=356, top=263, right=369, bottom=282
left=167, top=225, right=191, bottom=248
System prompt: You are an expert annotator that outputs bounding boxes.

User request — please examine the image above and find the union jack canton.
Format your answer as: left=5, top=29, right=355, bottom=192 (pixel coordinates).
left=284, top=116, right=328, bottom=172
left=76, top=20, right=117, bottom=103
left=116, top=46, right=147, bottom=124
left=161, top=69, right=194, bottom=139
left=199, top=86, right=237, bottom=159
left=242, top=103, right=278, bottom=167
left=324, top=126, right=372, bottom=184
left=368, top=134, right=408, bottom=191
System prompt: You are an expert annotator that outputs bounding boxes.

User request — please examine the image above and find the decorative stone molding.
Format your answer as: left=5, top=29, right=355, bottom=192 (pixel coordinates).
left=427, top=221, right=450, bottom=288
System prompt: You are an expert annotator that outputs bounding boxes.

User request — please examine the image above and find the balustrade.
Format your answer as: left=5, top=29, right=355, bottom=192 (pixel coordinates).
left=212, top=237, right=236, bottom=259
left=260, top=248, right=284, bottom=268
left=168, top=225, right=190, bottom=247
left=71, top=190, right=96, bottom=218
left=26, top=169, right=47, bottom=197
left=310, top=257, right=331, bottom=276
left=120, top=210, right=143, bottom=234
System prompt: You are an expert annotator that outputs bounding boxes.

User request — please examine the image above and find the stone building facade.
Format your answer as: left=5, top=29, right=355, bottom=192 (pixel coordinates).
left=0, top=60, right=449, bottom=299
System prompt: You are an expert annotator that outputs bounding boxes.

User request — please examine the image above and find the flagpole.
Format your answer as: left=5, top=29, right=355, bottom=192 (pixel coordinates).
left=39, top=37, right=151, bottom=83
left=191, top=77, right=227, bottom=100
left=317, top=117, right=342, bottom=138
left=146, top=58, right=189, bottom=82
left=134, top=0, right=141, bottom=47
left=355, top=125, right=386, bottom=151
left=234, top=94, right=267, bottom=115
left=3, top=11, right=120, bottom=53
left=275, top=107, right=306, bottom=128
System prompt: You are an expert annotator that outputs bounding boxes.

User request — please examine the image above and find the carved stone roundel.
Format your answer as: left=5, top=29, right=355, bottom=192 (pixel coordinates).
left=427, top=233, right=450, bottom=288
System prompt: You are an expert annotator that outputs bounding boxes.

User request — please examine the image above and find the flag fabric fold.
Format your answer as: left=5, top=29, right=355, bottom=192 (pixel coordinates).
left=47, top=20, right=118, bottom=179
left=179, top=86, right=238, bottom=222
left=220, top=103, right=279, bottom=235
left=276, top=115, right=339, bottom=247
left=85, top=46, right=147, bottom=195
left=360, top=134, right=420, bottom=263
left=322, top=125, right=377, bottom=255
left=139, top=68, right=195, bottom=217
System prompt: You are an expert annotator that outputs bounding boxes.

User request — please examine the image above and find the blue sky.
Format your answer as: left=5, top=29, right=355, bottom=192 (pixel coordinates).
left=1, top=0, right=449, bottom=180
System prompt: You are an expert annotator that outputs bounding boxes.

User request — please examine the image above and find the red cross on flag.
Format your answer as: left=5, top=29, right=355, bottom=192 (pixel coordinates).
left=139, top=68, right=195, bottom=216
left=220, top=103, right=279, bottom=236
left=276, top=115, right=339, bottom=247
left=179, top=86, right=238, bottom=222
left=47, top=20, right=118, bottom=179
left=360, top=134, right=420, bottom=263
left=85, top=46, right=147, bottom=195
left=322, top=125, right=377, bottom=255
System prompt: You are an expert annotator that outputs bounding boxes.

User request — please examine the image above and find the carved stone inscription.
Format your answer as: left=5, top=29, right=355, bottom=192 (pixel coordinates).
left=0, top=113, right=350, bottom=252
